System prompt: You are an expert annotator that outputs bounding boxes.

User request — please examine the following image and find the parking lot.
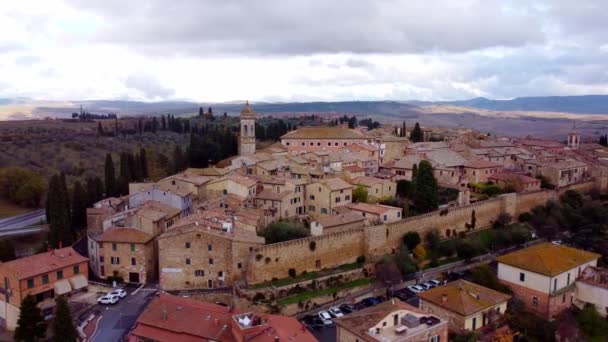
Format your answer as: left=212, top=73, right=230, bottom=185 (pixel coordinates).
left=301, top=270, right=473, bottom=342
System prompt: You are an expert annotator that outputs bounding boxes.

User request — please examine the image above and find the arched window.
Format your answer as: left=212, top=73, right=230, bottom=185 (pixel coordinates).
left=244, top=124, right=248, bottom=134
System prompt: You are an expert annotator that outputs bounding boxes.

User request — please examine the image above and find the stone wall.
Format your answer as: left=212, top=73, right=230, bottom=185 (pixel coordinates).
left=245, top=181, right=595, bottom=285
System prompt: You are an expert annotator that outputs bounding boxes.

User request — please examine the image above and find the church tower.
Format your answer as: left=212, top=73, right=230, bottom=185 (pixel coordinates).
left=239, top=101, right=256, bottom=156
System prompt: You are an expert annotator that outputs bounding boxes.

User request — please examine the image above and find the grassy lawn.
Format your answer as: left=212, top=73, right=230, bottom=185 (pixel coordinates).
left=278, top=278, right=373, bottom=306
left=0, top=199, right=30, bottom=219
left=252, top=261, right=364, bottom=289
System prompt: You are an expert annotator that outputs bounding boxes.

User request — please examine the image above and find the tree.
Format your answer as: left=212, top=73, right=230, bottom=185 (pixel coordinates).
left=471, top=265, right=512, bottom=294
left=70, top=181, right=87, bottom=234
left=395, top=246, right=418, bottom=276
left=412, top=160, right=438, bottom=212
left=172, top=146, right=187, bottom=173
left=413, top=244, right=426, bottom=262
left=14, top=295, right=46, bottom=342
left=456, top=240, right=477, bottom=260
left=396, top=180, right=413, bottom=198
left=0, top=167, right=47, bottom=207
left=403, top=231, right=421, bottom=250
left=199, top=107, right=203, bottom=116
left=352, top=185, right=368, bottom=203
left=536, top=174, right=555, bottom=189
left=410, top=122, right=423, bottom=142
left=493, top=213, right=512, bottom=229
left=139, top=148, right=149, bottom=179
left=52, top=296, right=77, bottom=342
left=0, top=239, right=16, bottom=262
left=103, top=153, right=115, bottom=197
left=262, top=221, right=309, bottom=243
left=560, top=189, right=584, bottom=209
left=577, top=303, right=608, bottom=339
left=375, top=258, right=402, bottom=285
left=47, top=174, right=72, bottom=248
left=470, top=210, right=477, bottom=230
left=425, top=229, right=441, bottom=252
left=161, top=115, right=167, bottom=130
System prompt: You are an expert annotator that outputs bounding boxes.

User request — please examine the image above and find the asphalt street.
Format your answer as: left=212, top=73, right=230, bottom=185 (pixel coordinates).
left=90, top=285, right=157, bottom=342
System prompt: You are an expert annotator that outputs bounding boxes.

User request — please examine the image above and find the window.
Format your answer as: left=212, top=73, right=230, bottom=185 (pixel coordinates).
left=321, top=208, right=328, bottom=214
left=208, top=244, right=212, bottom=251
left=496, top=307, right=500, bottom=314
left=195, top=270, right=204, bottom=277
left=471, top=317, right=477, bottom=330
left=57, top=270, right=64, bottom=279
left=73, top=265, right=80, bottom=274
left=345, top=195, right=350, bottom=201
left=335, top=197, right=341, bottom=203
left=110, top=257, right=120, bottom=265
left=27, top=278, right=34, bottom=289
left=209, top=258, right=214, bottom=265
left=578, top=267, right=582, bottom=276
left=430, top=336, right=440, bottom=342
left=309, top=142, right=313, bottom=146
left=397, top=212, right=401, bottom=218
left=563, top=293, right=566, bottom=303
left=112, top=243, right=117, bottom=251
left=554, top=278, right=557, bottom=292
left=309, top=195, right=315, bottom=200
left=186, top=258, right=191, bottom=265
left=42, top=274, right=49, bottom=285
left=218, top=271, right=223, bottom=277
left=99, top=256, right=104, bottom=263
left=335, top=142, right=339, bottom=146
left=208, top=279, right=213, bottom=288
left=130, top=244, right=135, bottom=252
left=327, top=142, right=331, bottom=146
left=317, top=142, right=320, bottom=146
left=393, top=314, right=398, bottom=326
left=129, top=257, right=136, bottom=266
left=567, top=273, right=571, bottom=285
left=383, top=215, right=388, bottom=221
left=532, top=296, right=539, bottom=307
left=185, top=242, right=191, bottom=249
left=519, top=272, right=525, bottom=282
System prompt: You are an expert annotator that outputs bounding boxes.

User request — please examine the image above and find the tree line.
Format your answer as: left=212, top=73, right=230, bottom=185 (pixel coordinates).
left=0, top=167, right=46, bottom=207
left=393, top=121, right=424, bottom=142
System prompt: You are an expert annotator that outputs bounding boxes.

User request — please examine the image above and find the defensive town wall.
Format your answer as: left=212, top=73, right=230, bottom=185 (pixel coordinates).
left=245, top=181, right=595, bottom=284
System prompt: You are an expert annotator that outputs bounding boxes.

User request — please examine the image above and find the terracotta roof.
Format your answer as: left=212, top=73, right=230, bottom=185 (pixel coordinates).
left=418, top=280, right=511, bottom=316
left=256, top=189, right=292, bottom=201
left=132, top=293, right=316, bottom=342
left=344, top=165, right=366, bottom=173
left=321, top=177, right=353, bottom=191
left=464, top=160, right=502, bottom=169
left=0, top=247, right=87, bottom=280
left=347, top=202, right=400, bottom=215
left=137, top=201, right=181, bottom=220
left=209, top=174, right=258, bottom=188
left=351, top=176, right=388, bottom=187
left=281, top=126, right=367, bottom=140
left=488, top=172, right=540, bottom=184
left=185, top=167, right=230, bottom=177
left=96, top=227, right=154, bottom=244
left=315, top=211, right=366, bottom=228
left=496, top=242, right=600, bottom=276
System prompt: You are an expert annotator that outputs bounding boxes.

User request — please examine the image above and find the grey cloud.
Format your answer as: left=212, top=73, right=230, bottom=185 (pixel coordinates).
left=14, top=55, right=41, bottom=66
left=67, top=0, right=544, bottom=56
left=124, top=73, right=175, bottom=100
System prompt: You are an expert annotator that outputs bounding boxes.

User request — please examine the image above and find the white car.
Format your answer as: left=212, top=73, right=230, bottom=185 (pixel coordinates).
left=318, top=311, right=334, bottom=325
left=407, top=285, right=425, bottom=293
left=109, top=288, right=127, bottom=298
left=329, top=306, right=344, bottom=318
left=428, top=279, right=441, bottom=287
left=97, top=294, right=120, bottom=305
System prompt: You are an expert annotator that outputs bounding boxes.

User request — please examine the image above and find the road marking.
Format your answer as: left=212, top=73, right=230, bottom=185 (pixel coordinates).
left=131, top=284, right=145, bottom=296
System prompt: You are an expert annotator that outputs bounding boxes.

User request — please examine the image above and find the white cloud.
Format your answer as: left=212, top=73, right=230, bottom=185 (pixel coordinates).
left=0, top=0, right=606, bottom=102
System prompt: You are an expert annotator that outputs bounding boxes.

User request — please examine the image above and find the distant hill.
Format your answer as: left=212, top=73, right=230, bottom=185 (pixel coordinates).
left=420, top=95, right=608, bottom=114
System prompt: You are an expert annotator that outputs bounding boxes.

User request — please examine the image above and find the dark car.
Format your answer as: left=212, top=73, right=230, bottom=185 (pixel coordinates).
left=447, top=270, right=465, bottom=281
left=394, top=290, right=413, bottom=301
left=360, top=297, right=382, bottom=308
left=301, top=315, right=325, bottom=329
left=339, top=304, right=357, bottom=314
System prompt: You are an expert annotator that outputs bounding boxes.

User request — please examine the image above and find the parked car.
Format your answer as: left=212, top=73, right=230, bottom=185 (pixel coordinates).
left=420, top=282, right=435, bottom=290
left=394, top=289, right=414, bottom=301
left=301, top=315, right=325, bottom=329
left=318, top=311, right=334, bottom=325
left=339, top=304, right=357, bottom=315
left=329, top=306, right=344, bottom=318
left=109, top=288, right=127, bottom=298
left=360, top=297, right=382, bottom=307
left=407, top=285, right=425, bottom=293
left=428, top=279, right=442, bottom=287
left=97, top=294, right=120, bottom=305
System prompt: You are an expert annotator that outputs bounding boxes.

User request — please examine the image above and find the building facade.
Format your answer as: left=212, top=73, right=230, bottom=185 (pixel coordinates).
left=239, top=102, right=256, bottom=156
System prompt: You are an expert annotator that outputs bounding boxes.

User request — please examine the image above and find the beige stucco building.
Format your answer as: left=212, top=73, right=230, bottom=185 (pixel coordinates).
left=305, top=178, right=353, bottom=217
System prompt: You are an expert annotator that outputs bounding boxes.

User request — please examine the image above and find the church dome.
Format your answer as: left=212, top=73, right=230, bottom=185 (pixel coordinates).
left=240, top=101, right=255, bottom=118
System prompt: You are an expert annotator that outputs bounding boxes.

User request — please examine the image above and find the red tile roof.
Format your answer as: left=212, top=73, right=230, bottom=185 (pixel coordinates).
left=131, top=294, right=317, bottom=342
left=464, top=160, right=502, bottom=169
left=0, top=247, right=87, bottom=280
left=96, top=227, right=154, bottom=244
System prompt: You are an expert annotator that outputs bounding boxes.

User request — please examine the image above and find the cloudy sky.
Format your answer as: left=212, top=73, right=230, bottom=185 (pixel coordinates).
left=1, top=0, right=607, bottom=102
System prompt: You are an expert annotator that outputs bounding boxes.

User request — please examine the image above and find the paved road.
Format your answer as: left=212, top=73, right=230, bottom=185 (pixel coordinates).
left=90, top=284, right=157, bottom=342
left=0, top=209, right=46, bottom=235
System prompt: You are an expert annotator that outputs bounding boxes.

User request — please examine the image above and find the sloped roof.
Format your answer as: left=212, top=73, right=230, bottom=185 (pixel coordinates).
left=0, top=247, right=87, bottom=280
left=281, top=126, right=367, bottom=140
left=347, top=202, right=400, bottom=215
left=256, top=189, right=292, bottom=201
left=418, top=280, right=510, bottom=316
left=425, top=149, right=468, bottom=167
left=321, top=177, right=353, bottom=191
left=497, top=242, right=600, bottom=276
left=464, top=160, right=502, bottom=169
left=96, top=227, right=154, bottom=244
left=316, top=211, right=366, bottom=228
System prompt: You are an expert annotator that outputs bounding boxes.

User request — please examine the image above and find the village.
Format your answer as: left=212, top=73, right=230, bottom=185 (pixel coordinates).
left=2, top=102, right=608, bottom=342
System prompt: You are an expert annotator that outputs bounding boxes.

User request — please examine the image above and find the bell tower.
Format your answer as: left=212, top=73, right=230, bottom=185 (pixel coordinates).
left=239, top=101, right=256, bottom=156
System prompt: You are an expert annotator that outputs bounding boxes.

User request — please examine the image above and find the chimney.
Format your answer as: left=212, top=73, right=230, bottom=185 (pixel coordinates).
left=441, top=294, right=447, bottom=303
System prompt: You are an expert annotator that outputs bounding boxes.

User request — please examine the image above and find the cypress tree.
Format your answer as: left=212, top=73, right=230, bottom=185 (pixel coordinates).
left=152, top=117, right=158, bottom=133
left=70, top=181, right=87, bottom=234
left=140, top=148, right=148, bottom=179
left=0, top=239, right=16, bottom=262
left=47, top=174, right=72, bottom=248
left=51, top=296, right=77, bottom=342
left=411, top=122, right=424, bottom=142
left=104, top=154, right=115, bottom=197
left=14, top=295, right=46, bottom=342
left=413, top=160, right=438, bottom=213
left=119, top=153, right=130, bottom=182
left=199, top=107, right=203, bottom=116
left=161, top=115, right=166, bottom=130
left=127, top=152, right=137, bottom=181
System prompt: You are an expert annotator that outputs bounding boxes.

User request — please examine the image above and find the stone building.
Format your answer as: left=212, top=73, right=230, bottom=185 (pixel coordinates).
left=205, top=174, right=259, bottom=200
left=573, top=266, right=608, bottom=317
left=239, top=102, right=256, bottom=156
left=335, top=299, right=448, bottom=342
left=255, top=177, right=306, bottom=225
left=158, top=220, right=264, bottom=291
left=346, top=202, right=402, bottom=224
left=280, top=126, right=371, bottom=154
left=310, top=211, right=367, bottom=235
left=462, top=160, right=502, bottom=184
left=0, top=247, right=88, bottom=330
left=418, top=280, right=510, bottom=333
left=350, top=176, right=396, bottom=200
left=537, top=160, right=589, bottom=188
left=497, top=242, right=600, bottom=319
left=95, top=227, right=156, bottom=284
left=305, top=177, right=353, bottom=217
